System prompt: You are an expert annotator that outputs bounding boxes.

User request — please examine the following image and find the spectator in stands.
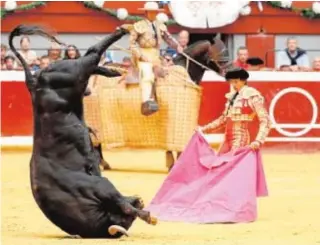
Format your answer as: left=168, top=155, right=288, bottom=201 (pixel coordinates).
left=48, top=42, right=62, bottom=63
left=121, top=56, right=132, bottom=68
left=17, top=36, right=37, bottom=69
left=165, top=30, right=189, bottom=57
left=116, top=56, right=138, bottom=86
left=102, top=50, right=114, bottom=65
left=162, top=52, right=174, bottom=67
left=278, top=65, right=291, bottom=71
left=3, top=55, right=16, bottom=71
left=312, top=57, right=320, bottom=71
left=64, top=45, right=81, bottom=60
left=1, top=43, right=8, bottom=69
left=31, top=57, right=41, bottom=71
left=39, top=55, right=50, bottom=69
left=233, top=46, right=249, bottom=69
left=276, top=37, right=310, bottom=71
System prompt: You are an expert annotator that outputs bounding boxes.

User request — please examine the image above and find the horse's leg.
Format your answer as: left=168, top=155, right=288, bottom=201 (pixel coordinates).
left=166, top=151, right=175, bottom=171
left=167, top=151, right=182, bottom=171
left=176, top=151, right=182, bottom=159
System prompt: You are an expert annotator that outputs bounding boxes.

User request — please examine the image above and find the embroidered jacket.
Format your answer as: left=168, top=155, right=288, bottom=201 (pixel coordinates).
left=204, top=86, right=272, bottom=144
left=129, top=19, right=179, bottom=61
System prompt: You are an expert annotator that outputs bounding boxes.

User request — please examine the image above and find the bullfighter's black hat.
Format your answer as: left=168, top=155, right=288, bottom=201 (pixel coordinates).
left=246, top=57, right=264, bottom=66
left=225, top=67, right=249, bottom=81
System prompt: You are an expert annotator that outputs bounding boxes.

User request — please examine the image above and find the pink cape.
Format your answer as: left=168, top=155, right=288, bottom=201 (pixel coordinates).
left=146, top=132, right=268, bottom=223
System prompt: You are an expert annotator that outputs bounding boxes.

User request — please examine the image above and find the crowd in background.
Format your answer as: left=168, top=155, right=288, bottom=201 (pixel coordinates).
left=1, top=32, right=319, bottom=72
left=1, top=37, right=88, bottom=71
left=233, top=37, right=320, bottom=72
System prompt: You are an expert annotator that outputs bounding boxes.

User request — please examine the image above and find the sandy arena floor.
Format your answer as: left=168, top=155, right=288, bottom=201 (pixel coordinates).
left=1, top=150, right=320, bottom=245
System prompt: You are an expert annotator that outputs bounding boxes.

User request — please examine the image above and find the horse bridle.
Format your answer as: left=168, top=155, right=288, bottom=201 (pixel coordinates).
left=180, top=51, right=232, bottom=74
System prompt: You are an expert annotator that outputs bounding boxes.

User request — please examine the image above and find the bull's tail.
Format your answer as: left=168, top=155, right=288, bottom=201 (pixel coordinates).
left=9, top=25, right=64, bottom=90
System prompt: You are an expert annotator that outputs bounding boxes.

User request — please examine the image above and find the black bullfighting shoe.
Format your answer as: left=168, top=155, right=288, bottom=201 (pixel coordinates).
left=141, top=100, right=159, bottom=116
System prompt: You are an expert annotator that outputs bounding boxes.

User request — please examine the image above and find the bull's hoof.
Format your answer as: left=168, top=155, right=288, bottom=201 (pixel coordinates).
left=149, top=216, right=158, bottom=225
left=126, top=196, right=144, bottom=210
left=135, top=196, right=145, bottom=210
left=100, top=160, right=111, bottom=171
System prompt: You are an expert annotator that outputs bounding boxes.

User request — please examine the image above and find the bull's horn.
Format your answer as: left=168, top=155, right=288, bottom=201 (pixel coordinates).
left=108, top=225, right=129, bottom=237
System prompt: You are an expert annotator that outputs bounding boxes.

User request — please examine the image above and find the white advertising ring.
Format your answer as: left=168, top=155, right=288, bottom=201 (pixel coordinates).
left=269, top=87, right=318, bottom=137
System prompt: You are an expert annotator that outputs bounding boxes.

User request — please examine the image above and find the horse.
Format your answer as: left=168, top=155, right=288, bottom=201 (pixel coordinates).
left=93, top=39, right=226, bottom=171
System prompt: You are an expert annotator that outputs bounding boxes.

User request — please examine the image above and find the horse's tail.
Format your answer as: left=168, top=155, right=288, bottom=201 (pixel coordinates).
left=9, top=25, right=65, bottom=90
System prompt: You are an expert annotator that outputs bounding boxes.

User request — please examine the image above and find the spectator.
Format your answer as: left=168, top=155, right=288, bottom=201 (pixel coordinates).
left=103, top=50, right=114, bottom=64
left=165, top=30, right=189, bottom=57
left=312, top=57, right=320, bottom=71
left=64, top=45, right=81, bottom=60
left=118, top=56, right=139, bottom=85
left=31, top=57, right=41, bottom=71
left=162, top=52, right=174, bottom=67
left=177, top=30, right=189, bottom=50
left=276, top=37, right=309, bottom=71
left=121, top=56, right=132, bottom=68
left=1, top=43, right=8, bottom=69
left=17, top=36, right=37, bottom=68
left=3, top=55, right=16, bottom=71
left=48, top=42, right=62, bottom=63
left=278, top=65, right=291, bottom=72
left=233, top=46, right=249, bottom=69
left=39, top=55, right=50, bottom=69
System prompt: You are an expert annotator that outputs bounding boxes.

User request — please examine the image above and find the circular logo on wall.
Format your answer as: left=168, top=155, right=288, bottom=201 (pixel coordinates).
left=269, top=87, right=319, bottom=139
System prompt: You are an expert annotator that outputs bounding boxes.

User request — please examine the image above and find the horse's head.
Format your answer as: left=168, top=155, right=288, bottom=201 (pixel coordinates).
left=172, top=40, right=228, bottom=85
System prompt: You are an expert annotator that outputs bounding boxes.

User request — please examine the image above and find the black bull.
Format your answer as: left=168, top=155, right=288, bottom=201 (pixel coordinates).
left=9, top=25, right=157, bottom=238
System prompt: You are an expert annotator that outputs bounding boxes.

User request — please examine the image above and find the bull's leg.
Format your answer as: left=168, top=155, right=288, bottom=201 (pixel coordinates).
left=125, top=195, right=144, bottom=210
left=95, top=144, right=111, bottom=170
left=166, top=151, right=175, bottom=171
left=92, top=66, right=121, bottom=78
left=94, top=177, right=157, bottom=226
left=177, top=151, right=182, bottom=159
left=117, top=200, right=157, bottom=225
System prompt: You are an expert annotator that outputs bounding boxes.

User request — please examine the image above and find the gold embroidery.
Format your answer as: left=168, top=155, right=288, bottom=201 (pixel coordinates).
left=133, top=20, right=149, bottom=34
left=204, top=86, right=271, bottom=149
left=250, top=96, right=272, bottom=144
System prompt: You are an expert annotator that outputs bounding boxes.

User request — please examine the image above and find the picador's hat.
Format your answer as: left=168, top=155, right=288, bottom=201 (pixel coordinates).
left=246, top=57, right=264, bottom=66
left=138, top=2, right=165, bottom=12
left=225, top=67, right=249, bottom=81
